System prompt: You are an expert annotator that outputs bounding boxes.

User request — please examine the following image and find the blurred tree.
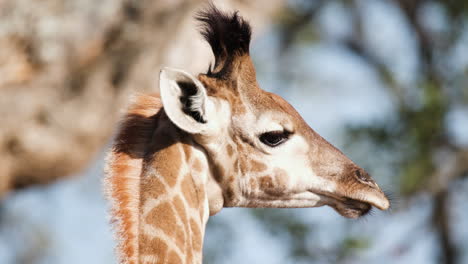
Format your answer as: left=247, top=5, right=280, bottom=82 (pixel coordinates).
left=247, top=0, right=468, bottom=263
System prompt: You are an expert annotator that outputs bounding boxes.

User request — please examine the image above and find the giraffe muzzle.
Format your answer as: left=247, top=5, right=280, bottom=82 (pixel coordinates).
left=309, top=181, right=390, bottom=219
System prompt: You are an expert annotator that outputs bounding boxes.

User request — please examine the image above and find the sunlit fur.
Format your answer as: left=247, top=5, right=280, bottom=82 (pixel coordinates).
left=104, top=94, right=161, bottom=264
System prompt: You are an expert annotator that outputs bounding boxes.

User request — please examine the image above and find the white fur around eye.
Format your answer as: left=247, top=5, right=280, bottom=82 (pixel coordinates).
left=255, top=112, right=293, bottom=134
left=259, top=123, right=283, bottom=134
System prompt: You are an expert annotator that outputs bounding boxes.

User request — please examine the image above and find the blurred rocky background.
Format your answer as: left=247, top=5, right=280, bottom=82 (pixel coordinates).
left=0, top=0, right=467, bottom=264
left=0, top=0, right=280, bottom=196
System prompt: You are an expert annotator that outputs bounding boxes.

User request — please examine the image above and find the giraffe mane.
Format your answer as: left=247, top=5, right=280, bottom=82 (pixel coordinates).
left=104, top=93, right=162, bottom=264
left=196, top=4, right=252, bottom=79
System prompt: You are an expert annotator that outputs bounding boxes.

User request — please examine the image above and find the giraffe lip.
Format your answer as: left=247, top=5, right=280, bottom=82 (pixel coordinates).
left=310, top=191, right=373, bottom=219
left=332, top=197, right=372, bottom=219
left=325, top=195, right=372, bottom=218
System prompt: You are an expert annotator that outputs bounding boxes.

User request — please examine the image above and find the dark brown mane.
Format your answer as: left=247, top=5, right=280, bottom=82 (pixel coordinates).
left=196, top=4, right=252, bottom=79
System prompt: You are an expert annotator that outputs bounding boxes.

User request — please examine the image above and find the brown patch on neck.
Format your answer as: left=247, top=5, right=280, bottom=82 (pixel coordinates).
left=167, top=251, right=183, bottom=264
left=139, top=236, right=167, bottom=263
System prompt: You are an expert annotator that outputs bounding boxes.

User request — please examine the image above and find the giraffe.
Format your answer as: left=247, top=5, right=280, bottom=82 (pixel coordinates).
left=104, top=5, right=390, bottom=264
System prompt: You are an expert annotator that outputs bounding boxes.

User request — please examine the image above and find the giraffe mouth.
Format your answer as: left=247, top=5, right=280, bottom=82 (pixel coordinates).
left=328, top=197, right=372, bottom=219
left=313, top=192, right=373, bottom=219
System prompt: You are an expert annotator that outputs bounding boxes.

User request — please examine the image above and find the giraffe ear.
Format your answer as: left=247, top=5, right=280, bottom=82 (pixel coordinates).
left=159, top=67, right=214, bottom=134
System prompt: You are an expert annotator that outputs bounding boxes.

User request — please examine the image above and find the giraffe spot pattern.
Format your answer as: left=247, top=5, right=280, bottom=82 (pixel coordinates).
left=250, top=159, right=267, bottom=172
left=189, top=218, right=202, bottom=252
left=226, top=144, right=234, bottom=157
left=172, top=196, right=188, bottom=250
left=181, top=175, right=198, bottom=209
left=259, top=176, right=273, bottom=189
left=273, top=168, right=288, bottom=190
left=139, top=236, right=167, bottom=263
left=145, top=202, right=177, bottom=236
left=167, top=250, right=183, bottom=264
left=140, top=177, right=166, bottom=198
left=149, top=134, right=181, bottom=187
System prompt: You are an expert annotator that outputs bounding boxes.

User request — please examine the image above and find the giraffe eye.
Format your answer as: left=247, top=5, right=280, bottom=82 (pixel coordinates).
left=259, top=131, right=291, bottom=147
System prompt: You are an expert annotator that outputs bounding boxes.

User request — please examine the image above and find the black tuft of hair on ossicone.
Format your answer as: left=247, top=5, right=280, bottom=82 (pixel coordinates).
left=196, top=4, right=252, bottom=79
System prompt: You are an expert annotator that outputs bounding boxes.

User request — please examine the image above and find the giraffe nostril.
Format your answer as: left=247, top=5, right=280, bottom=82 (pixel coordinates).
left=355, top=169, right=370, bottom=182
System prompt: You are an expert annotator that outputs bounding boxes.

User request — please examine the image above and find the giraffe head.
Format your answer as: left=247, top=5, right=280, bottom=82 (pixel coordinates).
left=159, top=6, right=389, bottom=219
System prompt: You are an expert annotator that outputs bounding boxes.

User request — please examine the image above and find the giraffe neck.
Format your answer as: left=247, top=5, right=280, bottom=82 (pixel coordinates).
left=105, top=94, right=211, bottom=264
left=138, top=114, right=210, bottom=264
